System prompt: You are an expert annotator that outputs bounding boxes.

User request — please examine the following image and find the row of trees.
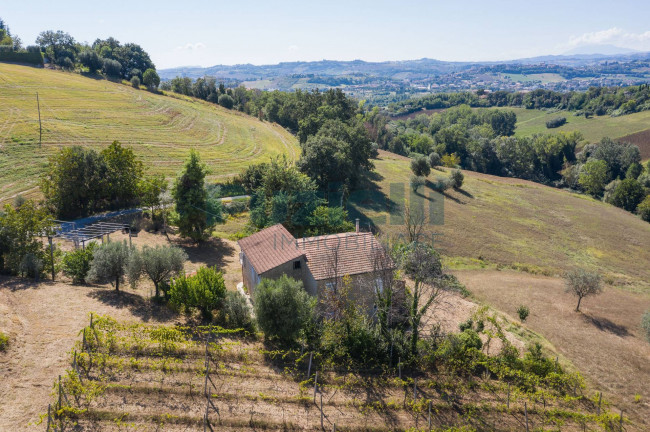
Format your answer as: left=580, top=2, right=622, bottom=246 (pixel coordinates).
left=387, top=84, right=650, bottom=118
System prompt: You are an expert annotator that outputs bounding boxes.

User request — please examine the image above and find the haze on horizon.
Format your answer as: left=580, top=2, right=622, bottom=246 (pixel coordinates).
left=3, top=0, right=650, bottom=69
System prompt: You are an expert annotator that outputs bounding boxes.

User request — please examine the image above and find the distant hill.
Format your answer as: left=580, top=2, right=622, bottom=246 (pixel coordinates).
left=0, top=63, right=299, bottom=203
left=563, top=44, right=639, bottom=56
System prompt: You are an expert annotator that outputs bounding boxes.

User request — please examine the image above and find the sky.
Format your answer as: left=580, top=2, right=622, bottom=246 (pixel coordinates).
left=3, top=0, right=650, bottom=69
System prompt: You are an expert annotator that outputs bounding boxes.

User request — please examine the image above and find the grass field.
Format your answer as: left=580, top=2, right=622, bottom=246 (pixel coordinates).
left=492, top=107, right=650, bottom=144
left=501, top=73, right=566, bottom=84
left=0, top=63, right=299, bottom=203
left=350, top=151, right=650, bottom=293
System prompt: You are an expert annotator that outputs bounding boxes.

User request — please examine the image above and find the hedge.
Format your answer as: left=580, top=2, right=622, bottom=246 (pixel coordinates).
left=0, top=51, right=44, bottom=66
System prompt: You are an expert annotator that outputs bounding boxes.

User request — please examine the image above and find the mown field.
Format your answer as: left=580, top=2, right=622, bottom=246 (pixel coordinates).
left=350, top=151, right=650, bottom=293
left=0, top=63, right=299, bottom=203
left=494, top=107, right=650, bottom=145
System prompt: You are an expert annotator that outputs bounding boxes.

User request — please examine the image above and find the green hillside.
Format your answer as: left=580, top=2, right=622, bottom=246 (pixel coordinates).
left=498, top=107, right=650, bottom=144
left=351, top=151, right=650, bottom=293
left=0, top=63, right=299, bottom=202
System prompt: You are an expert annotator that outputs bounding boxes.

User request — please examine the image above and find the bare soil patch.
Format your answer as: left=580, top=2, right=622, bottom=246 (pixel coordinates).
left=455, top=269, right=650, bottom=428
left=619, top=128, right=650, bottom=160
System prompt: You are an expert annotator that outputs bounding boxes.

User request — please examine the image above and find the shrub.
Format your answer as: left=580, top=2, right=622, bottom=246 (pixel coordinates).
left=449, top=169, right=464, bottom=189
left=410, top=156, right=431, bottom=177
left=142, top=68, right=160, bottom=90
left=254, top=275, right=314, bottom=345
left=62, top=242, right=97, bottom=284
left=441, top=153, right=461, bottom=168
left=642, top=310, right=650, bottom=343
left=637, top=196, right=650, bottom=222
left=218, top=94, right=234, bottom=109
left=611, top=178, right=645, bottom=212
left=429, top=152, right=441, bottom=168
left=517, top=305, right=530, bottom=322
left=432, top=176, right=451, bottom=191
left=409, top=175, right=425, bottom=192
left=0, top=331, right=8, bottom=351
left=169, top=266, right=226, bottom=320
left=626, top=162, right=643, bottom=180
left=86, top=241, right=131, bottom=291
left=102, top=58, right=122, bottom=78
left=20, top=253, right=43, bottom=280
left=130, top=76, right=140, bottom=89
left=546, top=117, right=567, bottom=128
left=218, top=291, right=254, bottom=331
left=603, top=179, right=621, bottom=204
left=78, top=49, right=102, bottom=73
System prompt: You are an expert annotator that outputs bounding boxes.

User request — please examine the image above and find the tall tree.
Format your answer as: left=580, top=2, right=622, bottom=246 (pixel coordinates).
left=172, top=150, right=212, bottom=242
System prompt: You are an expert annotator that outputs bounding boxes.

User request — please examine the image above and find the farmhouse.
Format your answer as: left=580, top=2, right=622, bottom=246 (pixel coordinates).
left=238, top=222, right=394, bottom=309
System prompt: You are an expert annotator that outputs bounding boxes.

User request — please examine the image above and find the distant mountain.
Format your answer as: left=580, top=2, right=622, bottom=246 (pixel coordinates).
left=563, top=44, right=639, bottom=56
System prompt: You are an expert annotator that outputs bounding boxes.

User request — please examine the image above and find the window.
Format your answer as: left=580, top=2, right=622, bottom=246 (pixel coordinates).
left=293, top=260, right=301, bottom=269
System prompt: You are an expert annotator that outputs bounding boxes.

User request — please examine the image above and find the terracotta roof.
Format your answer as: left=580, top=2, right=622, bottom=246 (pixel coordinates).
left=237, top=224, right=303, bottom=274
left=297, top=232, right=393, bottom=281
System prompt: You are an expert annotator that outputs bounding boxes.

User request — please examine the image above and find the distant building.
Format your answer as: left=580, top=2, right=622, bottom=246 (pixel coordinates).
left=238, top=222, right=396, bottom=311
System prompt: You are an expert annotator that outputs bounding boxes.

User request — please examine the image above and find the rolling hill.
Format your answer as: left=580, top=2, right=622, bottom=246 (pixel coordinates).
left=0, top=63, right=299, bottom=203
left=350, top=151, right=650, bottom=293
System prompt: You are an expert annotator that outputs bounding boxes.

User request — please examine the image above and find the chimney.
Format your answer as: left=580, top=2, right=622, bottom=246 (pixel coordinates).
left=355, top=218, right=360, bottom=233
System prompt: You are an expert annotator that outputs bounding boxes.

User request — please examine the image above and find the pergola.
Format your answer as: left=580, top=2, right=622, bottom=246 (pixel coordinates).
left=54, top=221, right=131, bottom=248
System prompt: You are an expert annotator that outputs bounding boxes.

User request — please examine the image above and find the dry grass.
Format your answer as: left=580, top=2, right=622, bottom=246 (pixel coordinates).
left=0, top=63, right=299, bottom=202
left=351, top=151, right=650, bottom=293
left=455, top=269, right=650, bottom=428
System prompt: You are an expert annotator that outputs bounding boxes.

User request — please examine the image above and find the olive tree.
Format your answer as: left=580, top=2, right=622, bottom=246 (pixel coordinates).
left=128, top=245, right=187, bottom=298
left=86, top=241, right=131, bottom=291
left=254, top=275, right=314, bottom=345
left=410, top=156, right=431, bottom=177
left=564, top=269, right=602, bottom=312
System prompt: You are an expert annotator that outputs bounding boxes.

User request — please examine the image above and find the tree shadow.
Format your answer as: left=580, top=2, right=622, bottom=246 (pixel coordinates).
left=582, top=314, right=630, bottom=337
left=171, top=237, right=236, bottom=271
left=87, top=288, right=179, bottom=322
left=456, top=188, right=474, bottom=199
left=0, top=275, right=54, bottom=291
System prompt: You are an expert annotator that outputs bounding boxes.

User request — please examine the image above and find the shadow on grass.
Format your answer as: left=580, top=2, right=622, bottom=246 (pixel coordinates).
left=87, top=288, right=179, bottom=322
left=172, top=237, right=236, bottom=271
left=0, top=275, right=57, bottom=291
left=583, top=314, right=631, bottom=337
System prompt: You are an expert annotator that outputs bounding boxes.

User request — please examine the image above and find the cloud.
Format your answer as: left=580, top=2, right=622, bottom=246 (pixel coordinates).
left=288, top=45, right=299, bottom=51
left=565, top=27, right=650, bottom=49
left=174, top=42, right=206, bottom=51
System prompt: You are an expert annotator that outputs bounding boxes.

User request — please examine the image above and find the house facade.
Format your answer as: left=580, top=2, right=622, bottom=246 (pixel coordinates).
left=238, top=222, right=395, bottom=310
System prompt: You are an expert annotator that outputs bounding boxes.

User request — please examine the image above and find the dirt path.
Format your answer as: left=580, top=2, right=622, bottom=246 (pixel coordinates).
left=455, top=269, right=650, bottom=428
left=0, top=278, right=182, bottom=430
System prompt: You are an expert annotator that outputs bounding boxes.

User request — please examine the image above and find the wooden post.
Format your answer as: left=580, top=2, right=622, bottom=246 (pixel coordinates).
left=525, top=402, right=529, bottom=432
left=507, top=383, right=510, bottom=410
left=428, top=400, right=432, bottom=429
left=313, top=371, right=319, bottom=403
left=58, top=375, right=62, bottom=411
left=620, top=409, right=623, bottom=431
left=413, top=378, right=417, bottom=403
left=307, top=352, right=313, bottom=378
left=37, top=92, right=42, bottom=147
left=597, top=392, right=602, bottom=415
left=46, top=404, right=52, bottom=431
left=398, top=357, right=401, bottom=379
left=48, top=236, right=55, bottom=281
left=320, top=392, right=324, bottom=429
left=129, top=232, right=132, bottom=248
left=333, top=423, right=336, bottom=432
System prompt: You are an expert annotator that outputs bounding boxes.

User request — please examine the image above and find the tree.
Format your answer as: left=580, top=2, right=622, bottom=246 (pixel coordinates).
left=626, top=162, right=643, bottom=180
left=0, top=200, right=55, bottom=276
left=139, top=175, right=168, bottom=219
left=86, top=241, right=131, bottom=292
left=172, top=150, right=213, bottom=242
left=169, top=266, right=226, bottom=319
left=130, top=76, right=140, bottom=89
left=611, top=178, right=645, bottom=212
left=102, top=141, right=144, bottom=207
left=142, top=68, right=160, bottom=90
left=637, top=196, right=650, bottom=222
left=410, top=156, right=431, bottom=177
left=128, top=245, right=187, bottom=298
left=449, top=169, right=464, bottom=189
left=35, top=30, right=76, bottom=63
left=409, top=175, right=425, bottom=192
left=394, top=242, right=445, bottom=357
left=217, top=94, right=234, bottom=109
left=298, top=135, right=352, bottom=189
left=578, top=159, right=609, bottom=196
left=429, top=152, right=441, bottom=168
left=254, top=275, right=314, bottom=345
left=564, top=269, right=603, bottom=312
left=78, top=49, right=103, bottom=73
left=102, top=58, right=122, bottom=78
left=517, top=305, right=530, bottom=322
left=306, top=206, right=354, bottom=236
